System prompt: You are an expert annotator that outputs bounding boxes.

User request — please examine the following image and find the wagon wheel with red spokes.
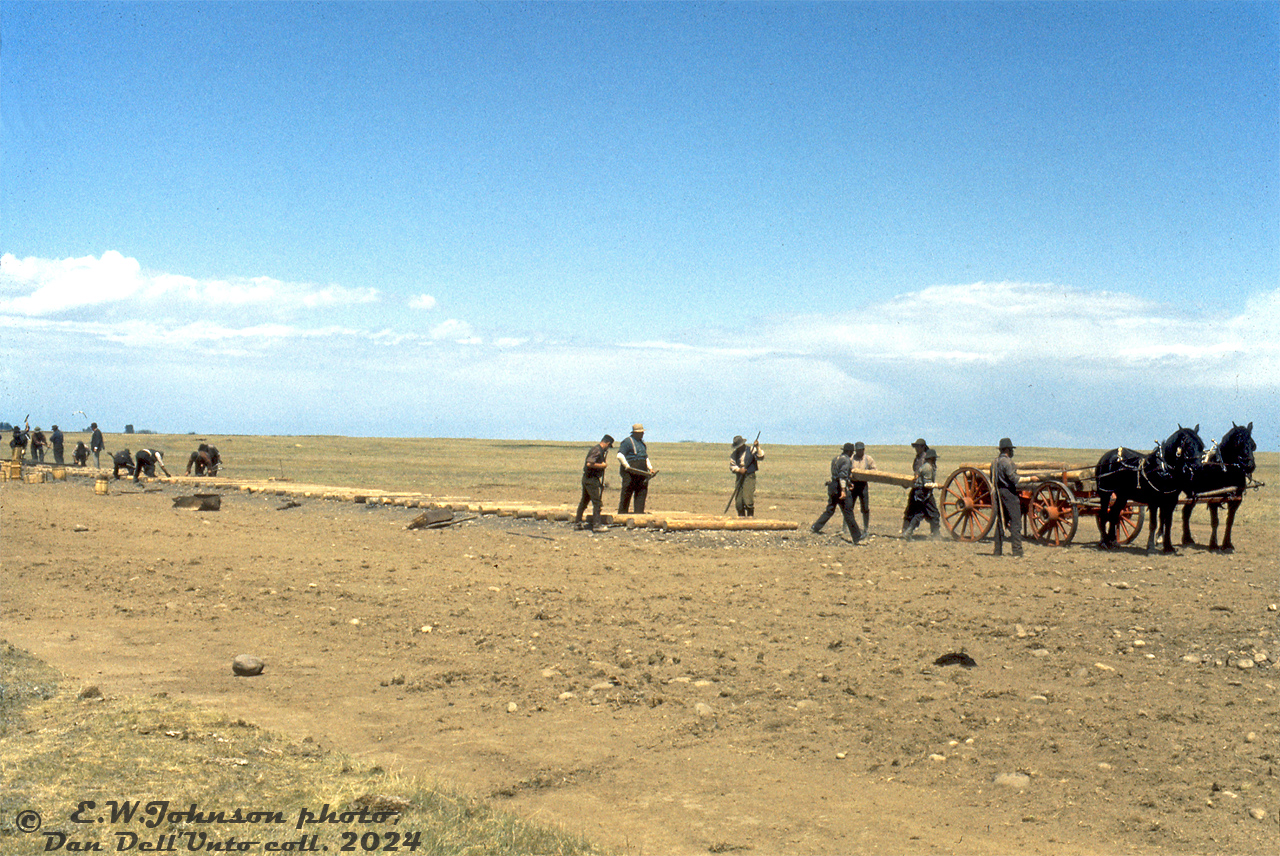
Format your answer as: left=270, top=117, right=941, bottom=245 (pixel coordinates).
left=940, top=466, right=996, bottom=541
left=1027, top=480, right=1078, bottom=546
left=1115, top=502, right=1145, bottom=545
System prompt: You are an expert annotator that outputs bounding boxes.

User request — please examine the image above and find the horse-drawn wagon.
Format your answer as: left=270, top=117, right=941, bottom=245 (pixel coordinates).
left=938, top=423, right=1260, bottom=550
left=938, top=461, right=1142, bottom=547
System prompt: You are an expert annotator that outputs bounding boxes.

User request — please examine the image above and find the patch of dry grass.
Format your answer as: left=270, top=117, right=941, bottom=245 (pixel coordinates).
left=0, top=643, right=606, bottom=856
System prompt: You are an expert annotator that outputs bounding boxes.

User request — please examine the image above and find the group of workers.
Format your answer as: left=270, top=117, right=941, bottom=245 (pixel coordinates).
left=573, top=426, right=1024, bottom=555
left=7, top=420, right=224, bottom=484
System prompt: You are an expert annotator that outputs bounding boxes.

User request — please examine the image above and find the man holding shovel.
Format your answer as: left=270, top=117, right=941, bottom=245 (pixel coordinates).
left=617, top=424, right=657, bottom=514
left=727, top=433, right=764, bottom=517
left=574, top=434, right=614, bottom=531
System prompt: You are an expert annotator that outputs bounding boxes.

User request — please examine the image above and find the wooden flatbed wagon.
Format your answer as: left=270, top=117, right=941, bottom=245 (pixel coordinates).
left=939, top=461, right=1137, bottom=546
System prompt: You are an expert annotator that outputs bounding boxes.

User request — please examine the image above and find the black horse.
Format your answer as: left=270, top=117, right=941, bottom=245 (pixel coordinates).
left=1095, top=425, right=1204, bottom=554
left=1180, top=422, right=1256, bottom=552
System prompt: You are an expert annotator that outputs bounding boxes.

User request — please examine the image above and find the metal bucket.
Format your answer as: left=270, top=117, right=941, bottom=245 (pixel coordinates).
left=51, top=466, right=67, bottom=480
left=95, top=475, right=109, bottom=495
left=3, top=461, right=21, bottom=480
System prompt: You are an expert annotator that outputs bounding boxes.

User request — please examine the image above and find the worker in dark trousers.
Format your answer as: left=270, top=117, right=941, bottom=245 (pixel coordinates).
left=992, top=438, right=1023, bottom=557
left=812, top=443, right=864, bottom=544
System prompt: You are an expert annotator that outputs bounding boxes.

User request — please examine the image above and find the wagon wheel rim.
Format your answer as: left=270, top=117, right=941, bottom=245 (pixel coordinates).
left=1116, top=502, right=1145, bottom=545
left=941, top=466, right=995, bottom=542
left=1028, top=480, right=1078, bottom=546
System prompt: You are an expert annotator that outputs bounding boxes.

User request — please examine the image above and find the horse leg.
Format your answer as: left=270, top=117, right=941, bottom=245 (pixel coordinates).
left=1152, top=501, right=1162, bottom=555
left=1160, top=502, right=1178, bottom=554
left=1221, top=499, right=1239, bottom=552
left=1097, top=490, right=1114, bottom=548
left=1207, top=503, right=1220, bottom=551
left=1180, top=499, right=1196, bottom=546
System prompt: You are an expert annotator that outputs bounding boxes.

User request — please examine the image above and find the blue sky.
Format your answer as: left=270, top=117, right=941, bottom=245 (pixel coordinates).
left=2, top=1, right=1277, bottom=449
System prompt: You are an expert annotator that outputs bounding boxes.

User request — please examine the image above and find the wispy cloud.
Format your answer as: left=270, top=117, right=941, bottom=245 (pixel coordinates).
left=0, top=251, right=379, bottom=317
left=2, top=253, right=1275, bottom=446
left=429, top=318, right=475, bottom=342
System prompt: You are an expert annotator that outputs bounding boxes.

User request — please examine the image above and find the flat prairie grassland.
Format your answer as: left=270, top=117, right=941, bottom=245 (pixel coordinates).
left=79, top=433, right=1276, bottom=527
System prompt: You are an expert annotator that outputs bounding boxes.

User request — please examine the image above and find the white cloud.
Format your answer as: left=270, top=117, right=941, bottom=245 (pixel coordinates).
left=757, top=281, right=1279, bottom=387
left=0, top=250, right=144, bottom=314
left=0, top=251, right=378, bottom=316
left=3, top=257, right=1275, bottom=446
left=430, top=318, right=474, bottom=341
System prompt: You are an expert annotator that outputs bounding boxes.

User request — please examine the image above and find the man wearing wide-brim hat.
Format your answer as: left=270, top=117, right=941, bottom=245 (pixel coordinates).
left=900, top=438, right=929, bottom=534
left=728, top=434, right=765, bottom=517
left=617, top=423, right=657, bottom=514
left=991, top=438, right=1023, bottom=557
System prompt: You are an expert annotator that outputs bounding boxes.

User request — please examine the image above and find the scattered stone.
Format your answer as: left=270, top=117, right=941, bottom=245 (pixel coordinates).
left=506, top=702, right=519, bottom=713
left=173, top=494, right=221, bottom=511
left=1113, top=581, right=1132, bottom=590
left=1249, top=807, right=1268, bottom=821
left=1246, top=732, right=1258, bottom=743
left=995, top=772, right=1031, bottom=789
left=1093, top=662, right=1116, bottom=672
left=929, top=753, right=946, bottom=762
left=1182, top=654, right=1203, bottom=664
left=1253, top=651, right=1268, bottom=663
left=558, top=692, right=575, bottom=701
left=349, top=618, right=362, bottom=626
left=1030, top=648, right=1051, bottom=658
left=694, top=702, right=715, bottom=719
left=934, top=652, right=977, bottom=668
left=1028, top=695, right=1049, bottom=704
left=390, top=673, right=405, bottom=686
left=407, top=508, right=453, bottom=530
left=1236, top=658, right=1255, bottom=670
left=78, top=685, right=103, bottom=700
left=232, top=654, right=265, bottom=677
left=1098, top=762, right=1113, bottom=771
left=73, top=524, right=89, bottom=532
left=836, top=752, right=847, bottom=760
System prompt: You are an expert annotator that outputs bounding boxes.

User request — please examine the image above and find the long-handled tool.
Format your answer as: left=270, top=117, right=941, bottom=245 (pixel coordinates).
left=724, top=432, right=760, bottom=514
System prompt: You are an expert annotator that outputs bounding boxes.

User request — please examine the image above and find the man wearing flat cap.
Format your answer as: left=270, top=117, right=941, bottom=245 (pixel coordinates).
left=617, top=424, right=657, bottom=514
left=729, top=434, right=765, bottom=517
left=900, top=438, right=929, bottom=535
left=991, top=438, right=1023, bottom=557
left=574, top=434, right=614, bottom=531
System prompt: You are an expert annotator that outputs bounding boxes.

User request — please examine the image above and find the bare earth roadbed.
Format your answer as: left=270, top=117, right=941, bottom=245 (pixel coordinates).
left=3, top=475, right=1277, bottom=854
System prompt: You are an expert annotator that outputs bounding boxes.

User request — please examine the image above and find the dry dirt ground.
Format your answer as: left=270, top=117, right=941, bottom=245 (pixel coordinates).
left=3, top=474, right=1277, bottom=855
